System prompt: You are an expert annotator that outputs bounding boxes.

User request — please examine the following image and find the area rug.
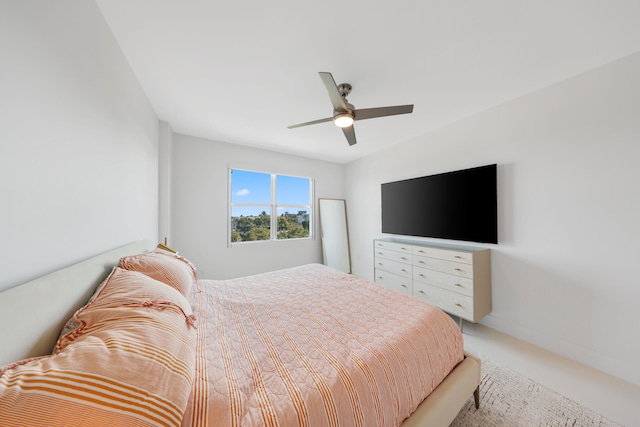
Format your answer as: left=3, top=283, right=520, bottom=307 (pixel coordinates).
left=451, top=350, right=624, bottom=427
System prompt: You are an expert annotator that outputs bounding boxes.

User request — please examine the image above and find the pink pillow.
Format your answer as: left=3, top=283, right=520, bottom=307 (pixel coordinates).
left=0, top=268, right=196, bottom=427
left=119, top=249, right=197, bottom=297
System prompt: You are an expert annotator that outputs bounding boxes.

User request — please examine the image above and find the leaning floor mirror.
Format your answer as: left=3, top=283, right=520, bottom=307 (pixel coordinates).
left=318, top=198, right=351, bottom=274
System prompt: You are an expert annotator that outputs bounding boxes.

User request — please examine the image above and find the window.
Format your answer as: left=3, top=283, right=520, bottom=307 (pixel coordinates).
left=229, top=168, right=313, bottom=243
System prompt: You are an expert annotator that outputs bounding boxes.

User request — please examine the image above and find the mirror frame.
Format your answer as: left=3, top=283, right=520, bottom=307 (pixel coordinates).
left=318, top=198, right=352, bottom=274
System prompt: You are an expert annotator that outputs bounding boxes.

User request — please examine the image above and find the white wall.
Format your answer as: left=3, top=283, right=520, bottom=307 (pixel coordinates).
left=0, top=2, right=159, bottom=292
left=170, top=133, right=345, bottom=279
left=345, top=52, right=640, bottom=386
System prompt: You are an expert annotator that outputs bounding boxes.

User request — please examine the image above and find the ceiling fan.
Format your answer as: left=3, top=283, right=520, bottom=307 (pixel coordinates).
left=288, top=72, right=414, bottom=146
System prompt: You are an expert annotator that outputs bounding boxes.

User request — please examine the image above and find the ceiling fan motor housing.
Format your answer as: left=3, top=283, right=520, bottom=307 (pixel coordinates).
left=338, top=83, right=352, bottom=98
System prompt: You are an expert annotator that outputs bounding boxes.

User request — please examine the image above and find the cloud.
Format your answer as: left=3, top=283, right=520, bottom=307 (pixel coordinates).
left=235, top=189, right=250, bottom=196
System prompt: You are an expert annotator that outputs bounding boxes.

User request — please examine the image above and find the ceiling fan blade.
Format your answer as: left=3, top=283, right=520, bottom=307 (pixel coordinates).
left=342, top=125, right=357, bottom=146
left=319, top=72, right=349, bottom=112
left=287, top=117, right=333, bottom=129
left=354, top=104, right=414, bottom=121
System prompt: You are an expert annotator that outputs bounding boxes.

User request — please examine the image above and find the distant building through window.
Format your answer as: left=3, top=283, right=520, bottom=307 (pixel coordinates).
left=229, top=168, right=313, bottom=243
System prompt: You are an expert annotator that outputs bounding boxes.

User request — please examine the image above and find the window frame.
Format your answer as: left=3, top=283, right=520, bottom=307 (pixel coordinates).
left=228, top=167, right=314, bottom=244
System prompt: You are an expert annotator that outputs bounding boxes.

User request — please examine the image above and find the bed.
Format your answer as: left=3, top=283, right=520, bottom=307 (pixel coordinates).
left=0, top=240, right=480, bottom=426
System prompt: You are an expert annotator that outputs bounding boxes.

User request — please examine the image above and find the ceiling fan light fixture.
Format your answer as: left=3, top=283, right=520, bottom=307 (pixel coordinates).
left=334, top=113, right=354, bottom=128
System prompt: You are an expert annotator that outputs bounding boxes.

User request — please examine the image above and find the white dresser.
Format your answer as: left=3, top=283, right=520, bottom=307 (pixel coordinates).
left=374, top=238, right=491, bottom=323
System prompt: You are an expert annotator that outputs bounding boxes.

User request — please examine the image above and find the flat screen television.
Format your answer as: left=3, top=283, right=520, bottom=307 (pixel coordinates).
left=381, top=164, right=497, bottom=244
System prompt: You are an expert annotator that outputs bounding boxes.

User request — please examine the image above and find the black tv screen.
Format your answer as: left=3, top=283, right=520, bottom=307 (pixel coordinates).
left=381, top=164, right=497, bottom=244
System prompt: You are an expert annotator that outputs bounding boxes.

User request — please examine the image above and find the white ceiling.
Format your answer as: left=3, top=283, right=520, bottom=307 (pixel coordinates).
left=96, top=0, right=640, bottom=164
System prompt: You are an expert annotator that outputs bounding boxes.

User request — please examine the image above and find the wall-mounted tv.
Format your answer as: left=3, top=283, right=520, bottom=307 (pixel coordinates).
left=381, top=164, right=497, bottom=244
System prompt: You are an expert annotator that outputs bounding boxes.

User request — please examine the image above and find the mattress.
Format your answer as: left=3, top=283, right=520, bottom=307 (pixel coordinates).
left=181, top=264, right=464, bottom=427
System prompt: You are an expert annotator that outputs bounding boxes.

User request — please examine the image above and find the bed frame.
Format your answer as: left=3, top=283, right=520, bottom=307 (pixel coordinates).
left=0, top=240, right=480, bottom=426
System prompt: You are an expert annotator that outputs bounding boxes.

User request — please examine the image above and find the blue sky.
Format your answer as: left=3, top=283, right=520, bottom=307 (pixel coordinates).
left=231, top=169, right=310, bottom=216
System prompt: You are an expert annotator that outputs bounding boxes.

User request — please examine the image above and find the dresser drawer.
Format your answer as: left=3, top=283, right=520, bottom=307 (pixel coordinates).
left=374, top=270, right=412, bottom=295
left=412, top=246, right=473, bottom=264
left=413, top=254, right=473, bottom=279
left=374, top=257, right=412, bottom=278
left=374, top=247, right=412, bottom=264
left=413, top=266, right=473, bottom=297
left=413, top=281, right=474, bottom=320
left=374, top=240, right=413, bottom=254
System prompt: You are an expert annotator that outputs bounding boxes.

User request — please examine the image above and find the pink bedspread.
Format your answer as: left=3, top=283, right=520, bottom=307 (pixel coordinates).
left=182, top=264, right=463, bottom=427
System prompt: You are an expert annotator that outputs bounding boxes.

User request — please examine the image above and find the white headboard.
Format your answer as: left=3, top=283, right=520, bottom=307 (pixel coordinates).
left=0, top=240, right=156, bottom=366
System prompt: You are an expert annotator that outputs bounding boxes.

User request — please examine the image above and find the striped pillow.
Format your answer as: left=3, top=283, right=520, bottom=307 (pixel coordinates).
left=119, top=249, right=197, bottom=297
left=0, top=268, right=197, bottom=427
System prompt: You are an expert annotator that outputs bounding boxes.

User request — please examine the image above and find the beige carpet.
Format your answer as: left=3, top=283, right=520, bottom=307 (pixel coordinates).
left=451, top=350, right=624, bottom=427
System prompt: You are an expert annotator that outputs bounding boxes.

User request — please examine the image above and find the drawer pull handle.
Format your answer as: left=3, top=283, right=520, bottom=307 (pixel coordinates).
left=455, top=303, right=463, bottom=307
left=455, top=255, right=463, bottom=259
left=454, top=283, right=462, bottom=287
left=378, top=252, right=383, bottom=255
left=401, top=269, right=407, bottom=272
left=419, top=273, right=425, bottom=277
left=402, top=284, right=408, bottom=288
left=378, top=276, right=383, bottom=280
left=419, top=260, right=425, bottom=264
left=401, top=257, right=408, bottom=260
left=419, top=290, right=426, bottom=295
left=455, top=268, right=464, bottom=272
